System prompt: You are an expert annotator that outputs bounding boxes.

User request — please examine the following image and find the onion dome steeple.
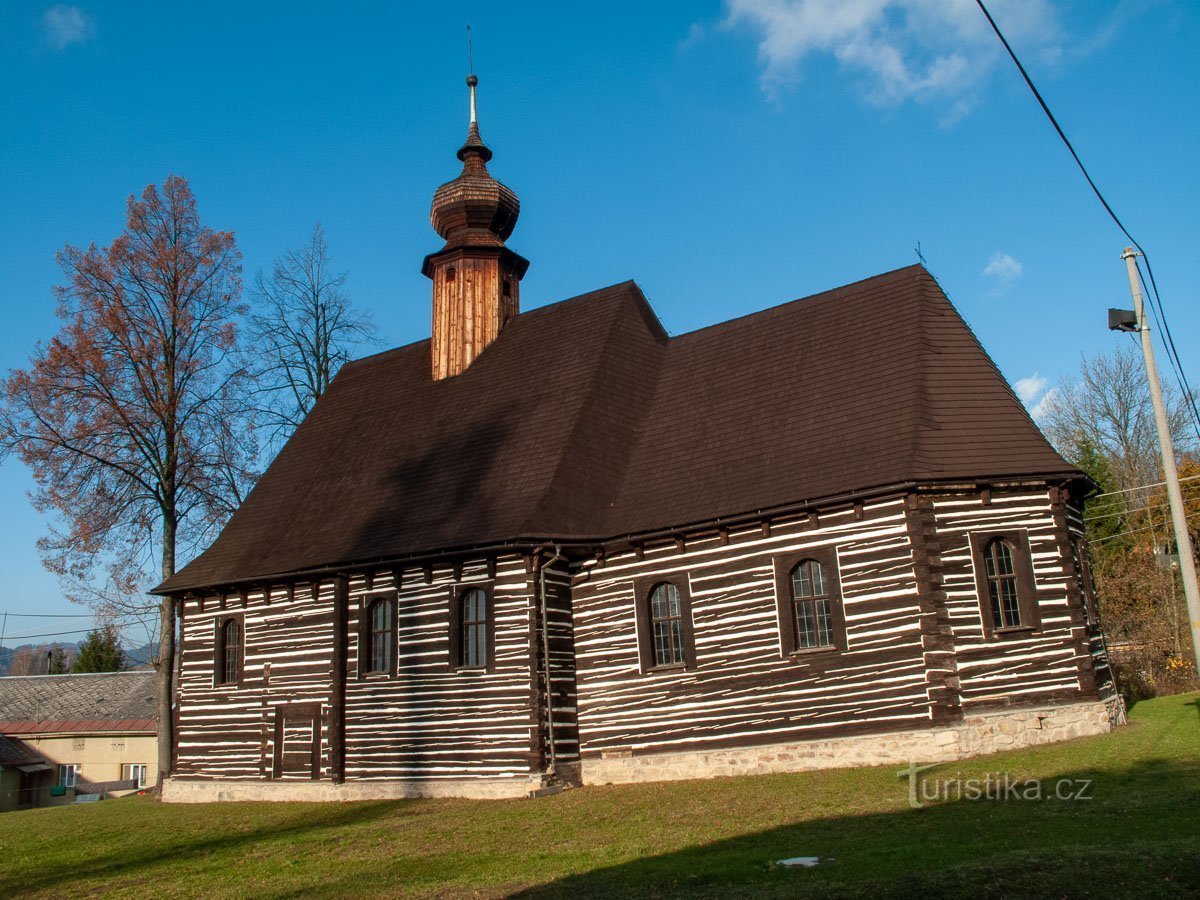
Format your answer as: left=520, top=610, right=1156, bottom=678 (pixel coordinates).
left=423, top=73, right=529, bottom=381
left=428, top=74, right=521, bottom=249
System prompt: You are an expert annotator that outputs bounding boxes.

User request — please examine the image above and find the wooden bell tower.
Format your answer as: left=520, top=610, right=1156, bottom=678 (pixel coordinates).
left=423, top=74, right=529, bottom=380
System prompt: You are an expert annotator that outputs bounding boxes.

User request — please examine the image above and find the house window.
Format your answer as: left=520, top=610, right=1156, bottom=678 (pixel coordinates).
left=445, top=266, right=457, bottom=283
left=502, top=278, right=512, bottom=298
left=460, top=588, right=488, bottom=669
left=983, top=538, right=1022, bottom=628
left=448, top=583, right=495, bottom=672
left=58, top=764, right=79, bottom=788
left=773, top=549, right=845, bottom=656
left=649, top=583, right=685, bottom=667
left=791, top=560, right=835, bottom=649
left=969, top=530, right=1040, bottom=638
left=633, top=576, right=696, bottom=672
left=364, top=597, right=394, bottom=675
left=216, top=617, right=243, bottom=685
left=122, top=764, right=148, bottom=788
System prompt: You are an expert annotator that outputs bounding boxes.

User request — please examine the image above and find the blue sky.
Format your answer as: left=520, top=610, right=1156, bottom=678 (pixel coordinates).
left=0, top=1, right=1197, bottom=646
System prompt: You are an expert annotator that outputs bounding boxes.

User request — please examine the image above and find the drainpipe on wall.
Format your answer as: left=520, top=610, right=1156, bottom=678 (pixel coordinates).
left=537, top=545, right=565, bottom=778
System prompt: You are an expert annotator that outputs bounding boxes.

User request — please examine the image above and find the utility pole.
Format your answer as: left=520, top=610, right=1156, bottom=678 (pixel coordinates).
left=1120, top=247, right=1200, bottom=668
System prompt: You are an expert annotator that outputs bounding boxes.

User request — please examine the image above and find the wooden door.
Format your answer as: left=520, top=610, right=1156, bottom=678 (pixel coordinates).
left=272, top=703, right=322, bottom=780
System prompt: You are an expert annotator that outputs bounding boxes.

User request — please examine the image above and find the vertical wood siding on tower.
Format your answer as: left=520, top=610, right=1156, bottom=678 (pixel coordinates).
left=342, top=554, right=537, bottom=781
left=431, top=256, right=520, bottom=380
left=571, top=499, right=932, bottom=758
left=176, top=582, right=336, bottom=779
left=931, top=489, right=1095, bottom=709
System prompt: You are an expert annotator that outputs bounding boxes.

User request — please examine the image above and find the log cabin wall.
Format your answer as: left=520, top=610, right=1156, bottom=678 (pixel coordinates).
left=1061, top=494, right=1119, bottom=703
left=929, top=486, right=1102, bottom=711
left=571, top=497, right=932, bottom=759
left=537, top=556, right=579, bottom=772
left=176, top=581, right=336, bottom=780
left=342, top=553, right=539, bottom=782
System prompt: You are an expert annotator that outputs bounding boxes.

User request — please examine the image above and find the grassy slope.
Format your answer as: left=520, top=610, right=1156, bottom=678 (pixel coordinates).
left=1, top=694, right=1197, bottom=899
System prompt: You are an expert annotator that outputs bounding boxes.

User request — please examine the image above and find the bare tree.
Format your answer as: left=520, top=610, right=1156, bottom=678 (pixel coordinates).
left=1040, top=345, right=1199, bottom=699
left=248, top=224, right=379, bottom=448
left=1041, top=344, right=1197, bottom=497
left=0, top=176, right=257, bottom=785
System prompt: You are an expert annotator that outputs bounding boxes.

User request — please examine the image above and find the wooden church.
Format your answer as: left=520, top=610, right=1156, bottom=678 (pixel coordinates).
left=156, top=76, right=1122, bottom=801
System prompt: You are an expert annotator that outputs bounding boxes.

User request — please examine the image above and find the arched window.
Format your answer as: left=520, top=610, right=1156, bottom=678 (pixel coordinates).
left=649, top=582, right=684, bottom=667
left=445, top=266, right=457, bottom=283
left=790, top=559, right=834, bottom=649
left=983, top=538, right=1022, bottom=628
left=460, top=588, right=488, bottom=669
left=217, top=617, right=242, bottom=685
left=366, top=597, right=394, bottom=675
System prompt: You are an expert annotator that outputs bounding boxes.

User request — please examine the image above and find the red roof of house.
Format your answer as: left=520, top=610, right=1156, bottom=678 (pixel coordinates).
left=0, top=718, right=156, bottom=735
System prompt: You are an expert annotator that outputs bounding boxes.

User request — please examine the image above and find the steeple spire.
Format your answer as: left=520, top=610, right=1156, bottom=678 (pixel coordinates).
left=458, top=74, right=492, bottom=164
left=423, top=67, right=529, bottom=380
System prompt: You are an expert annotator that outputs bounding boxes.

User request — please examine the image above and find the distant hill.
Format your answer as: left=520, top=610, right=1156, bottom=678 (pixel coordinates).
left=0, top=638, right=158, bottom=675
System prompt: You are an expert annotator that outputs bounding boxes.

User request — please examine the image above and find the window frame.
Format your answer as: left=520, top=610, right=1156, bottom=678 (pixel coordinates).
left=357, top=594, right=397, bottom=678
left=447, top=582, right=496, bottom=672
left=58, top=764, right=79, bottom=788
left=214, top=614, right=244, bottom=687
left=633, top=575, right=696, bottom=673
left=968, top=530, right=1040, bottom=639
left=122, top=763, right=148, bottom=788
left=773, top=548, right=846, bottom=657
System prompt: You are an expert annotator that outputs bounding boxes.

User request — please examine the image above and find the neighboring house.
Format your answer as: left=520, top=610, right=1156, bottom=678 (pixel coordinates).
left=0, top=671, right=157, bottom=810
left=0, top=733, right=51, bottom=812
left=154, top=77, right=1122, bottom=802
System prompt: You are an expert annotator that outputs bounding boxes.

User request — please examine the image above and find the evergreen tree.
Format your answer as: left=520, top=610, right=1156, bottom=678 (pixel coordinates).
left=73, top=625, right=126, bottom=673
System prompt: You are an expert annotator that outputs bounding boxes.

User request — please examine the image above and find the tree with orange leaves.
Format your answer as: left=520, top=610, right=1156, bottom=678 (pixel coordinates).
left=0, top=175, right=257, bottom=787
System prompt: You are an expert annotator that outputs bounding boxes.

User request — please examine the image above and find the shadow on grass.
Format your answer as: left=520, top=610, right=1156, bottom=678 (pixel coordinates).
left=510, top=757, right=1200, bottom=900
left=0, top=799, right=405, bottom=896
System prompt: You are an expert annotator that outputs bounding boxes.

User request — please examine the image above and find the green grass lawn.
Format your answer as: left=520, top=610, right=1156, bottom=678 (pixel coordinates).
left=2, top=694, right=1198, bottom=899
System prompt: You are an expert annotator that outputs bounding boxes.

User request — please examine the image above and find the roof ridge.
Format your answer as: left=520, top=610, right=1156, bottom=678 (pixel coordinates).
left=0, top=670, right=153, bottom=680
left=668, top=264, right=927, bottom=342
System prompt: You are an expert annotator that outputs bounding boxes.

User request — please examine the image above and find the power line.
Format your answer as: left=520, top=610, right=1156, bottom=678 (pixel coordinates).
left=1089, top=472, right=1200, bottom=501
left=1090, top=507, right=1200, bottom=545
left=1085, top=495, right=1199, bottom=523
left=0, top=612, right=98, bottom=618
left=1, top=627, right=99, bottom=641
left=974, top=0, right=1200, bottom=440
left=1135, top=260, right=1200, bottom=440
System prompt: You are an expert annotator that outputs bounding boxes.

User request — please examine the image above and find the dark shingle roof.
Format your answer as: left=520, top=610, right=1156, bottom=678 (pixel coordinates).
left=0, top=733, right=43, bottom=767
left=159, top=265, right=1076, bottom=593
left=0, top=671, right=156, bottom=733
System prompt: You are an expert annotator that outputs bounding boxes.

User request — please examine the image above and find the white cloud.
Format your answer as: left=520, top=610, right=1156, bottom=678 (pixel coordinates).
left=721, top=0, right=1060, bottom=111
left=42, top=5, right=94, bottom=51
left=1029, top=386, right=1058, bottom=420
left=1014, top=373, right=1056, bottom=420
left=983, top=251, right=1023, bottom=282
left=1014, top=372, right=1047, bottom=405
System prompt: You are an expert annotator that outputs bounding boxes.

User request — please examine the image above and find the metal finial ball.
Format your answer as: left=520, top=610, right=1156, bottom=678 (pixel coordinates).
left=466, top=74, right=478, bottom=87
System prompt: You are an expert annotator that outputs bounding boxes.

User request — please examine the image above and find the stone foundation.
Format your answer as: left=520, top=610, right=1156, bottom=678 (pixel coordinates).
left=581, top=699, right=1119, bottom=786
left=163, top=699, right=1122, bottom=801
left=162, top=774, right=550, bottom=803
